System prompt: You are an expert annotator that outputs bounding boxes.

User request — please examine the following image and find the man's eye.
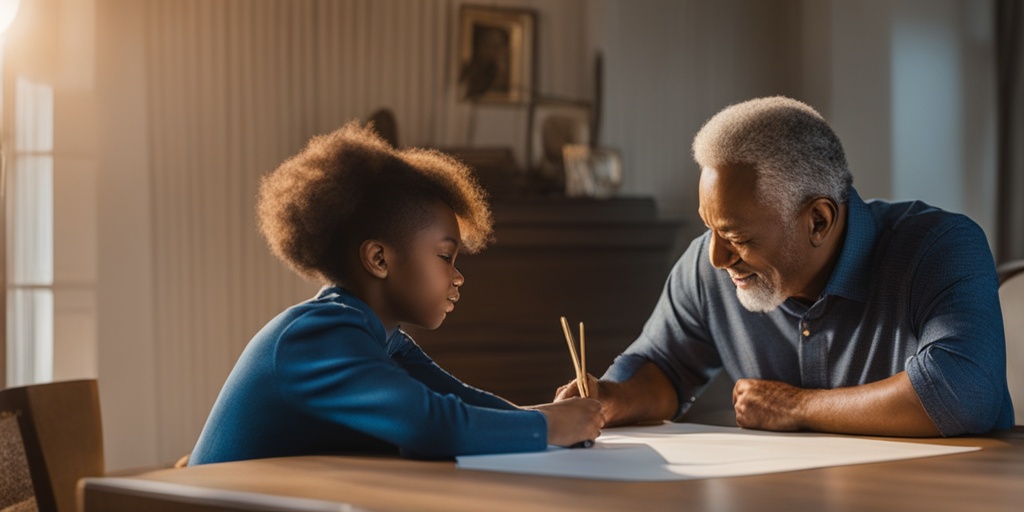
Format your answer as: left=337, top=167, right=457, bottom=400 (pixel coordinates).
left=731, top=239, right=749, bottom=246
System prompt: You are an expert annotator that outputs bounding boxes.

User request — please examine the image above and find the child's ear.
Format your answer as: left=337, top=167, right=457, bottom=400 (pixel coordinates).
left=359, top=239, right=389, bottom=279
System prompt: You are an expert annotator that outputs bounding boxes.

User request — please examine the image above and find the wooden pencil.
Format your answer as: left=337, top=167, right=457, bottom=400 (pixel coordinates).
left=560, top=316, right=586, bottom=397
left=579, top=321, right=589, bottom=398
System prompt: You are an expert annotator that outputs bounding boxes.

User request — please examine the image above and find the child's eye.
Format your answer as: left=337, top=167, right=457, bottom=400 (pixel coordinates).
left=439, top=254, right=453, bottom=263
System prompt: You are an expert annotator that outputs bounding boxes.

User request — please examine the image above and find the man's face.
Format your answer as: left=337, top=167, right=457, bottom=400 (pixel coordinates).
left=697, top=164, right=812, bottom=312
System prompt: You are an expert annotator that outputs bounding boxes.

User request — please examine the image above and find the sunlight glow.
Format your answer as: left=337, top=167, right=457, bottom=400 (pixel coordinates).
left=0, top=0, right=19, bottom=35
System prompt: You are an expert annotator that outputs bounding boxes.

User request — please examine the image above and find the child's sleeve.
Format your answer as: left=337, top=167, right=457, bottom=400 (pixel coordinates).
left=274, top=307, right=547, bottom=458
left=388, top=331, right=520, bottom=410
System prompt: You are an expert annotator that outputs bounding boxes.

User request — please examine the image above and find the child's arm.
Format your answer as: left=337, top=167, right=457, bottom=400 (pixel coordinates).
left=276, top=308, right=552, bottom=458
left=388, top=330, right=521, bottom=410
left=388, top=330, right=603, bottom=449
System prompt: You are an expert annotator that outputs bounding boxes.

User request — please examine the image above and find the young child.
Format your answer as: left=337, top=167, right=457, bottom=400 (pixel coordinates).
left=189, top=122, right=603, bottom=465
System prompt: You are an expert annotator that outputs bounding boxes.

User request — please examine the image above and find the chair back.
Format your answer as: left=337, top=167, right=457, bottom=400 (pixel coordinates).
left=1000, top=262, right=1024, bottom=423
left=0, top=379, right=105, bottom=512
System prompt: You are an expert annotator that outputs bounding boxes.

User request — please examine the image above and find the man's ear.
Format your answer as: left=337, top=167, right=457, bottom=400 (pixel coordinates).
left=359, top=239, right=389, bottom=279
left=806, top=197, right=839, bottom=248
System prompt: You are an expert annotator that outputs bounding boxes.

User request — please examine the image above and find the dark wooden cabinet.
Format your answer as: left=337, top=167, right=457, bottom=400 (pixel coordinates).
left=403, top=196, right=682, bottom=406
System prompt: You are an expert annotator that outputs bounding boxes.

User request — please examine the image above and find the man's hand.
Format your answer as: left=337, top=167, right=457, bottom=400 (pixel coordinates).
left=553, top=362, right=677, bottom=427
left=731, top=372, right=940, bottom=436
left=732, top=378, right=812, bottom=431
left=531, top=398, right=604, bottom=447
left=554, top=374, right=600, bottom=401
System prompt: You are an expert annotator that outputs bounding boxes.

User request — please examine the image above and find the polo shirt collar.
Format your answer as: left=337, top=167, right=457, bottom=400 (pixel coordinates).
left=821, top=188, right=877, bottom=302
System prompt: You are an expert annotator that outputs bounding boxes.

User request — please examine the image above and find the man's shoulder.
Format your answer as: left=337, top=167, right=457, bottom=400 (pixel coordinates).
left=866, top=198, right=983, bottom=248
left=862, top=198, right=994, bottom=290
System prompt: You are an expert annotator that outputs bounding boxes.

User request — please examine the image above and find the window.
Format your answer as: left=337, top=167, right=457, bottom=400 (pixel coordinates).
left=5, top=76, right=54, bottom=386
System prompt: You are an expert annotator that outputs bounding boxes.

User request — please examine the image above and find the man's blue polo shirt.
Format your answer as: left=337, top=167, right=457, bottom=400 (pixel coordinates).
left=606, top=188, right=1014, bottom=436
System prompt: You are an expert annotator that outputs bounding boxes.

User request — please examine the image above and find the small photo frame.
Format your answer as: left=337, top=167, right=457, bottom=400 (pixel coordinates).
left=456, top=5, right=536, bottom=104
left=563, top=144, right=623, bottom=199
left=527, top=99, right=592, bottom=179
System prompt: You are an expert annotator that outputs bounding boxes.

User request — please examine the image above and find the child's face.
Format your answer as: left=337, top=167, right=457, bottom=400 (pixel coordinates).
left=382, top=201, right=466, bottom=330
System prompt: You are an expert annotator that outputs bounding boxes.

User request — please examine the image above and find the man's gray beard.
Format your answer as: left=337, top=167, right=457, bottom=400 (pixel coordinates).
left=736, top=274, right=787, bottom=313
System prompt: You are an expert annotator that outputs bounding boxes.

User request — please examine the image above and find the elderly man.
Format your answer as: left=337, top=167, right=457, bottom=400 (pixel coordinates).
left=559, top=96, right=1013, bottom=436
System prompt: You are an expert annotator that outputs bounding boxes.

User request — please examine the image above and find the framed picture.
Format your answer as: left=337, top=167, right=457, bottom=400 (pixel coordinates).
left=526, top=99, right=592, bottom=182
left=456, top=5, right=536, bottom=104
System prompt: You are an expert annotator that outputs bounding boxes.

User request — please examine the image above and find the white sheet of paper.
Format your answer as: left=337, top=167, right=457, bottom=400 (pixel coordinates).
left=456, top=423, right=979, bottom=481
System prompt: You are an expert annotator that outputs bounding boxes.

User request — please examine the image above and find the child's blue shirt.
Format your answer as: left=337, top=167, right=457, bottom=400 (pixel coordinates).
left=189, top=286, right=546, bottom=465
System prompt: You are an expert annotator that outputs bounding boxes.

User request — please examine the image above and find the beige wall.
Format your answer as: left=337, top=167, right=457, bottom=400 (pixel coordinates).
left=592, top=0, right=996, bottom=237
left=94, top=0, right=160, bottom=470
left=4, top=0, right=998, bottom=470
left=589, top=0, right=802, bottom=241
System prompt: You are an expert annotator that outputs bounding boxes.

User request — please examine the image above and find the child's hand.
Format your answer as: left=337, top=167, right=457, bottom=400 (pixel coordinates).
left=532, top=398, right=604, bottom=447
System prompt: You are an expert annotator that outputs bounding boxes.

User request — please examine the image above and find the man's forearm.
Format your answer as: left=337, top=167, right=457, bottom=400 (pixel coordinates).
left=599, top=362, right=679, bottom=427
left=733, top=371, right=940, bottom=437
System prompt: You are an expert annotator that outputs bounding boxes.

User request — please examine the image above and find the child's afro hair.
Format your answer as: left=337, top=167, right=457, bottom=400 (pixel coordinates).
left=257, top=121, right=493, bottom=285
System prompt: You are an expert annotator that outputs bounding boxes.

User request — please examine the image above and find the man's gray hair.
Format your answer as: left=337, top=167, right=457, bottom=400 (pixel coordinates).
left=692, top=96, right=852, bottom=216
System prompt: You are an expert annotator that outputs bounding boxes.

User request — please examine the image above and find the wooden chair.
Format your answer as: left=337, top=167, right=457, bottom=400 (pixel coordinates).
left=0, top=379, right=104, bottom=512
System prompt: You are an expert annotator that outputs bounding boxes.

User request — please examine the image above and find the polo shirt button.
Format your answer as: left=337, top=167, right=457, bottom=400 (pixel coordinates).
left=802, top=322, right=810, bottom=337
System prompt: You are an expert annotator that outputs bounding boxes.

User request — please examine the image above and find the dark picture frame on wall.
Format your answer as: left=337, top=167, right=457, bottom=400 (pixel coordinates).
left=456, top=5, right=536, bottom=104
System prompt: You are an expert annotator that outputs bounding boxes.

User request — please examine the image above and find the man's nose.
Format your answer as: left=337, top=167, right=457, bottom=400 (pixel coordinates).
left=708, top=232, right=739, bottom=269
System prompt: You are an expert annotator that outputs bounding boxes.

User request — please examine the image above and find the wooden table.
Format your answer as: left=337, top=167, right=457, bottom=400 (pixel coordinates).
left=80, top=427, right=1024, bottom=512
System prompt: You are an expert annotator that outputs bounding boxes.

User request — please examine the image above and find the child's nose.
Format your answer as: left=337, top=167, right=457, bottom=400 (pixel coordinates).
left=453, top=268, right=465, bottom=287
